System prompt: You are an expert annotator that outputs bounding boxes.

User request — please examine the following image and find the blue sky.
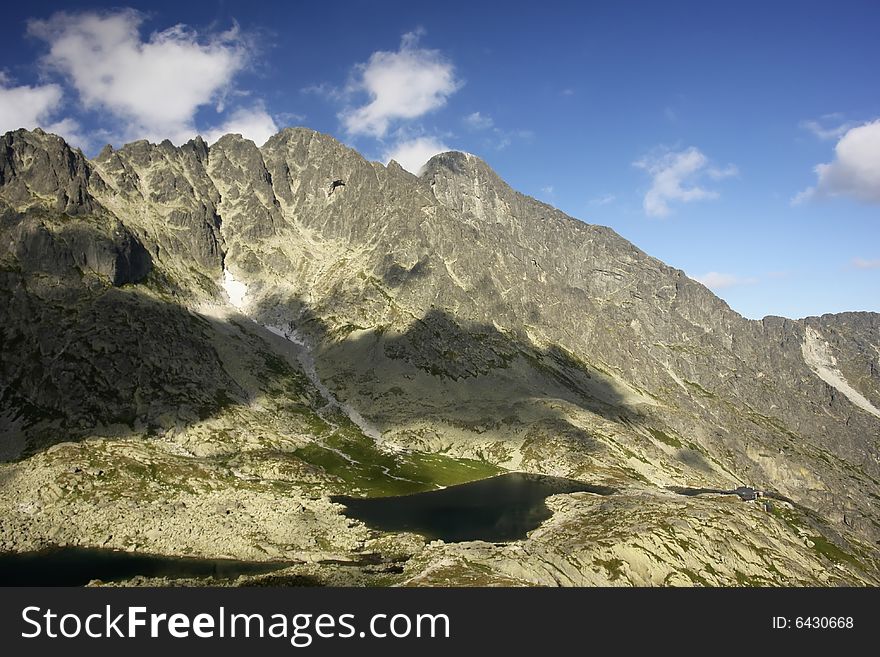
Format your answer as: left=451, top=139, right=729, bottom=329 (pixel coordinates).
left=1, top=0, right=878, bottom=320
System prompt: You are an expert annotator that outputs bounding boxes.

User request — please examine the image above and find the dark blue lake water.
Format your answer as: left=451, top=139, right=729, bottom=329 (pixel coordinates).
left=333, top=472, right=614, bottom=542
left=0, top=547, right=289, bottom=586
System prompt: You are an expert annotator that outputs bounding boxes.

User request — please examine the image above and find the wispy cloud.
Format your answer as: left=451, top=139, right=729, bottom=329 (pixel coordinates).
left=300, top=81, right=344, bottom=100
left=707, top=164, right=739, bottom=180
left=463, top=111, right=493, bottom=130
left=790, top=188, right=813, bottom=206
left=492, top=128, right=532, bottom=151
left=794, top=119, right=880, bottom=205
left=460, top=110, right=531, bottom=150
left=800, top=114, right=857, bottom=141
left=691, top=271, right=759, bottom=290
left=852, top=257, right=880, bottom=270
left=590, top=194, right=616, bottom=206
left=274, top=111, right=306, bottom=126
left=340, top=29, right=461, bottom=138
left=633, top=146, right=737, bottom=217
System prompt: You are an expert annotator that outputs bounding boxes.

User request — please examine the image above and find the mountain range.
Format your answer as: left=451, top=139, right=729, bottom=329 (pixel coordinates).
left=1, top=126, right=878, bottom=586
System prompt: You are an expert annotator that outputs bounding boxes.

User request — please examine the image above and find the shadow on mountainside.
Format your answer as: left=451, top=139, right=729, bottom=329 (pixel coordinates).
left=0, top=266, right=339, bottom=461
left=321, top=307, right=635, bottom=416
left=249, top=293, right=653, bottom=471
left=4, top=224, right=654, bottom=490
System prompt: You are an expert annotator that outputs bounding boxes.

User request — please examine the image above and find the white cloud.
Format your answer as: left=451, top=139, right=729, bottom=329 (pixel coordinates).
left=541, top=185, right=554, bottom=196
left=42, top=117, right=88, bottom=149
left=0, top=78, right=86, bottom=148
left=852, top=257, right=880, bottom=270
left=634, top=146, right=735, bottom=217
left=464, top=111, right=493, bottom=130
left=341, top=29, right=461, bottom=138
left=203, top=104, right=277, bottom=146
left=796, top=120, right=880, bottom=205
left=0, top=80, right=62, bottom=131
left=692, top=272, right=758, bottom=290
left=800, top=114, right=856, bottom=140
left=384, top=136, right=449, bottom=175
left=28, top=9, right=251, bottom=144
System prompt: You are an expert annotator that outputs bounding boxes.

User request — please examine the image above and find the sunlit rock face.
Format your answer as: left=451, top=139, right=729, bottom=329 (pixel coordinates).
left=0, top=127, right=878, bottom=586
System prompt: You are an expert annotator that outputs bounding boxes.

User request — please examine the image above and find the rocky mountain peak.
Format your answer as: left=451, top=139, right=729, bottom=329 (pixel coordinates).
left=181, top=135, right=210, bottom=162
left=422, top=150, right=486, bottom=176
left=0, top=128, right=99, bottom=215
left=421, top=150, right=508, bottom=205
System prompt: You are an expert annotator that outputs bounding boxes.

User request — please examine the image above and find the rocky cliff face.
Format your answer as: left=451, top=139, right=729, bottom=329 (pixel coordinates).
left=0, top=127, right=878, bottom=586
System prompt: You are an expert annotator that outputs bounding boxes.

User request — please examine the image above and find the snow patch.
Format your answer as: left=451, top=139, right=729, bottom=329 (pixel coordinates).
left=802, top=326, right=880, bottom=419
left=222, top=267, right=249, bottom=311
